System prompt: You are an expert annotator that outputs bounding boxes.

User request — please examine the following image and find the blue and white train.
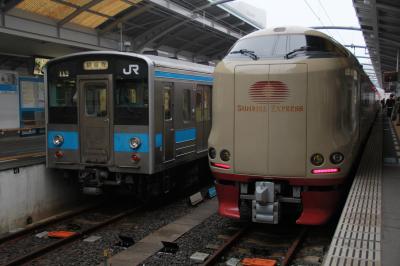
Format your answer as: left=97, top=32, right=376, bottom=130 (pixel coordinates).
left=45, top=51, right=213, bottom=195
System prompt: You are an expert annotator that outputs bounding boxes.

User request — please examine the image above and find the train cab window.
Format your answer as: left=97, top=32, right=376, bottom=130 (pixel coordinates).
left=85, top=82, right=107, bottom=117
left=48, top=78, right=77, bottom=124
left=114, top=79, right=148, bottom=125
left=182, top=89, right=191, bottom=122
left=226, top=35, right=277, bottom=59
left=273, top=35, right=288, bottom=57
left=288, top=35, right=347, bottom=58
left=164, top=88, right=172, bottom=121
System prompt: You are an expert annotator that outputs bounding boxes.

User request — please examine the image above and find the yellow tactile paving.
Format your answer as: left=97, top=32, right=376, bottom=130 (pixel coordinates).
left=323, top=117, right=382, bottom=266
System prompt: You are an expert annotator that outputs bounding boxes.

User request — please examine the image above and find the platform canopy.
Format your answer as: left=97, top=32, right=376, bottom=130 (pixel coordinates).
left=354, top=0, right=400, bottom=86
left=0, top=0, right=260, bottom=62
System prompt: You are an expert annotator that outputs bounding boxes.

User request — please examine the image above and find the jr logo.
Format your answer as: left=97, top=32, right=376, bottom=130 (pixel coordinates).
left=123, top=64, right=139, bottom=75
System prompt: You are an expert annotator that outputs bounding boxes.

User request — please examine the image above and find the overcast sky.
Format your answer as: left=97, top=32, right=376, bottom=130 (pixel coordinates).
left=236, top=0, right=380, bottom=89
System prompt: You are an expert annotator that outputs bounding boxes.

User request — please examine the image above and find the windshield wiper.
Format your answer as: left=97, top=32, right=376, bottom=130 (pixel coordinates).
left=285, top=46, right=310, bottom=59
left=230, top=49, right=259, bottom=60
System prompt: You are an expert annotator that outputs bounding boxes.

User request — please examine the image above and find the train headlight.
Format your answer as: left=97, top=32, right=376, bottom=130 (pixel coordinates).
left=330, top=152, right=344, bottom=164
left=208, top=147, right=216, bottom=159
left=53, top=135, right=64, bottom=147
left=129, top=137, right=141, bottom=149
left=220, top=149, right=231, bottom=162
left=311, top=153, right=324, bottom=166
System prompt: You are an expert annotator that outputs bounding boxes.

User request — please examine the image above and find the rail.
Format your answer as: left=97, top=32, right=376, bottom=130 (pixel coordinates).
left=3, top=206, right=142, bottom=266
left=202, top=225, right=308, bottom=266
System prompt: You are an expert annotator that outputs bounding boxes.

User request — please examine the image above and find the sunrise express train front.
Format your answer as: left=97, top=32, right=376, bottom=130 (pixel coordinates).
left=208, top=27, right=377, bottom=225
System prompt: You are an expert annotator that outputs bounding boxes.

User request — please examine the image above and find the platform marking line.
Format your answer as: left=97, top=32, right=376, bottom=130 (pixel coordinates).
left=0, top=158, right=17, bottom=163
left=0, top=151, right=45, bottom=162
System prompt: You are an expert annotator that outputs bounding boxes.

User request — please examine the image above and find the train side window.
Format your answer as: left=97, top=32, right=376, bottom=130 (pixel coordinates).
left=182, top=89, right=191, bottom=122
left=195, top=91, right=203, bottom=122
left=204, top=88, right=211, bottom=121
left=164, top=87, right=172, bottom=121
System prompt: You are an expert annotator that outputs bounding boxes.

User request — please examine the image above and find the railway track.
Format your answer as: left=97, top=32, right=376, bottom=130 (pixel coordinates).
left=203, top=225, right=309, bottom=266
left=0, top=204, right=99, bottom=245
left=0, top=203, right=142, bottom=266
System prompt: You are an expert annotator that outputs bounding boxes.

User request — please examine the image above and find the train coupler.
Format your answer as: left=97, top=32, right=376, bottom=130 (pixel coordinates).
left=79, top=168, right=109, bottom=195
left=251, top=181, right=280, bottom=224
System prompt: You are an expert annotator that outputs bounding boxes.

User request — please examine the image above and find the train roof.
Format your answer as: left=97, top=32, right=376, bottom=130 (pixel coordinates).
left=145, top=54, right=214, bottom=74
left=47, top=51, right=214, bottom=74
left=242, top=26, right=331, bottom=39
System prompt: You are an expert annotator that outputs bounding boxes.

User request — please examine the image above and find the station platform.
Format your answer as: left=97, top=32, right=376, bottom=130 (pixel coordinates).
left=324, top=114, right=400, bottom=266
left=0, top=134, right=45, bottom=170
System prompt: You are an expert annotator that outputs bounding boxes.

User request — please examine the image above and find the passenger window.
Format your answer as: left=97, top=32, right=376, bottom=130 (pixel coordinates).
left=195, top=91, right=203, bottom=122
left=204, top=88, right=211, bottom=121
left=85, top=82, right=107, bottom=117
left=164, top=88, right=172, bottom=121
left=182, top=89, right=191, bottom=122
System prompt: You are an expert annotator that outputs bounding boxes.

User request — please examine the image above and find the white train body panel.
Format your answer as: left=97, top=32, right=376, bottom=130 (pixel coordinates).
left=209, top=26, right=377, bottom=224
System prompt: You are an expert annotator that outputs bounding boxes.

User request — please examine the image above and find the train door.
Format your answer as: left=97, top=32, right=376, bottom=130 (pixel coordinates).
left=195, top=84, right=211, bottom=153
left=163, top=84, right=175, bottom=161
left=78, top=76, right=111, bottom=164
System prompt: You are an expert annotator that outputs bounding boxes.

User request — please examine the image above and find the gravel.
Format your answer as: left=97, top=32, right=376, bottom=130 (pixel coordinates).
left=27, top=192, right=210, bottom=265
left=142, top=213, right=241, bottom=266
left=142, top=215, right=337, bottom=266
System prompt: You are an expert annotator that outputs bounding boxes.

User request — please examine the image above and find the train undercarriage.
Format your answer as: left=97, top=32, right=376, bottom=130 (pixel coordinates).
left=75, top=159, right=210, bottom=199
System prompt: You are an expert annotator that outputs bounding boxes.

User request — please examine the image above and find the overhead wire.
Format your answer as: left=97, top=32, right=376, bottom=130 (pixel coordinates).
left=303, top=0, right=336, bottom=43
left=317, top=0, right=345, bottom=43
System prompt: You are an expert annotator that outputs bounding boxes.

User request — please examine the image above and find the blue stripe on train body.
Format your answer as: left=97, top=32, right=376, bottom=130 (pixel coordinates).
left=155, top=133, right=162, bottom=148
left=175, top=128, right=196, bottom=143
left=47, top=131, right=79, bottom=150
left=114, top=133, right=150, bottom=153
left=154, top=71, right=213, bottom=83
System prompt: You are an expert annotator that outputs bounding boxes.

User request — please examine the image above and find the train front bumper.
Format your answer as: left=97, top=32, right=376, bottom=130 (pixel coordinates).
left=213, top=172, right=343, bottom=225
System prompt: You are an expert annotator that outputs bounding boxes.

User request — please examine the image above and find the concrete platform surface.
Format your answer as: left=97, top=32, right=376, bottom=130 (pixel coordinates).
left=107, top=198, right=218, bottom=266
left=381, top=119, right=400, bottom=266
left=0, top=135, right=45, bottom=170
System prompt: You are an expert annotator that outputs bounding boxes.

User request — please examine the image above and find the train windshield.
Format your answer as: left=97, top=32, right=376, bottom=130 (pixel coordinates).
left=48, top=78, right=77, bottom=124
left=114, top=79, right=149, bottom=125
left=226, top=34, right=347, bottom=60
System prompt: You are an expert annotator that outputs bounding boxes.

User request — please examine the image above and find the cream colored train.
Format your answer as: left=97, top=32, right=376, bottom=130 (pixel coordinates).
left=208, top=26, right=378, bottom=225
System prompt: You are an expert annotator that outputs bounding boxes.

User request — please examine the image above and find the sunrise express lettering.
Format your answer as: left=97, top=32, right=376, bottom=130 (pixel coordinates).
left=237, top=105, right=304, bottom=113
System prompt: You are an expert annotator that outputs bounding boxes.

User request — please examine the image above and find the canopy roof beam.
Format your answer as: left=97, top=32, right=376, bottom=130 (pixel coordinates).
left=57, top=0, right=103, bottom=27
